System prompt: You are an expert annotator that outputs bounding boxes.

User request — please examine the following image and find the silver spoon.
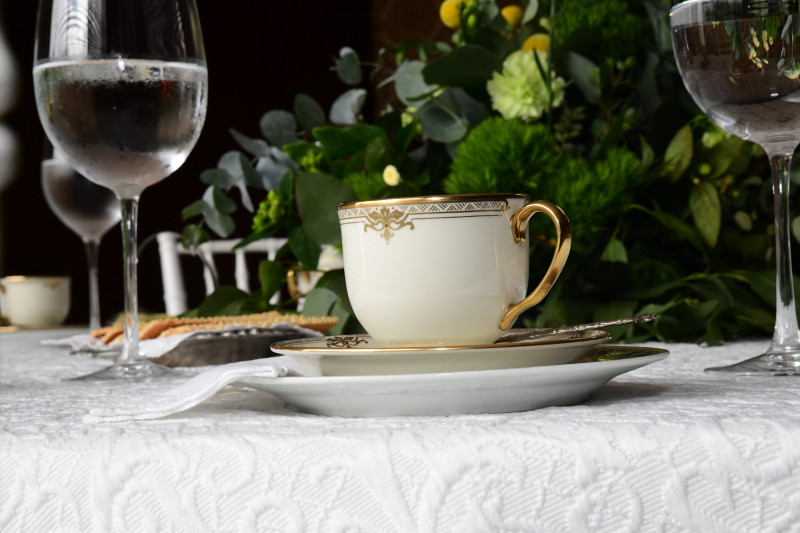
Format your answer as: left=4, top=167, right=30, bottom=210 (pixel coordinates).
left=495, top=313, right=659, bottom=344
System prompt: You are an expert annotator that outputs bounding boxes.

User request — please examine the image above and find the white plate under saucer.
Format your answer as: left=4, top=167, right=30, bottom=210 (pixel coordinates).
left=238, top=345, right=669, bottom=417
left=271, top=329, right=611, bottom=376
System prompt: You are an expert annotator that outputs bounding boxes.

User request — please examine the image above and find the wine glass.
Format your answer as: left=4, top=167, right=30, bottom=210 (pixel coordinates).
left=33, top=0, right=208, bottom=380
left=41, top=142, right=120, bottom=332
left=671, top=0, right=800, bottom=375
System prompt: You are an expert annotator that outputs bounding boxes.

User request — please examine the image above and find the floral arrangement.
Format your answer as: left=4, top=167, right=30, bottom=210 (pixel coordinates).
left=182, top=0, right=791, bottom=344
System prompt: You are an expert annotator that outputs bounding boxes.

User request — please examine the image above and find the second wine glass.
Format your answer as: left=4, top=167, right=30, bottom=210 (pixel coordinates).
left=41, top=143, right=120, bottom=332
left=33, top=0, right=209, bottom=380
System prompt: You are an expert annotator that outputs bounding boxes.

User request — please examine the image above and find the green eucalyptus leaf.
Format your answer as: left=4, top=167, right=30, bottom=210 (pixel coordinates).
left=690, top=181, right=721, bottom=247
left=258, top=259, right=286, bottom=301
left=563, top=52, right=601, bottom=105
left=200, top=168, right=235, bottom=188
left=288, top=224, right=322, bottom=270
left=201, top=185, right=236, bottom=237
left=522, top=0, right=539, bottom=23
left=301, top=287, right=338, bottom=317
left=662, top=124, right=693, bottom=181
left=422, top=45, right=503, bottom=87
left=294, top=93, right=326, bottom=133
left=311, top=269, right=353, bottom=315
left=329, top=89, right=367, bottom=126
left=417, top=101, right=469, bottom=143
left=295, top=171, right=357, bottom=245
left=238, top=153, right=263, bottom=190
left=395, top=60, right=437, bottom=106
left=325, top=298, right=354, bottom=336
left=229, top=129, right=271, bottom=157
left=335, top=47, right=362, bottom=85
left=259, top=110, right=300, bottom=147
left=600, top=237, right=628, bottom=263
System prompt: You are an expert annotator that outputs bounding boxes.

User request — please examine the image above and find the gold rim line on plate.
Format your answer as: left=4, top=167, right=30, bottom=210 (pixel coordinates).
left=272, top=330, right=612, bottom=353
left=337, top=193, right=530, bottom=210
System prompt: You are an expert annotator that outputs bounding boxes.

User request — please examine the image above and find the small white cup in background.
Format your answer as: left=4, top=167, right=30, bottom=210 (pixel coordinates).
left=0, top=276, right=71, bottom=328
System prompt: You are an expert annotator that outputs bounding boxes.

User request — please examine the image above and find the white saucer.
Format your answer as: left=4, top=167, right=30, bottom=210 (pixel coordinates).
left=238, top=345, right=669, bottom=417
left=271, top=329, right=611, bottom=376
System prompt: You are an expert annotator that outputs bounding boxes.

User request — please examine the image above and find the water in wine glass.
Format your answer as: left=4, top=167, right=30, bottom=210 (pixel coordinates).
left=672, top=10, right=800, bottom=152
left=33, top=59, right=207, bottom=199
left=41, top=147, right=120, bottom=331
left=671, top=0, right=800, bottom=374
left=33, top=0, right=208, bottom=380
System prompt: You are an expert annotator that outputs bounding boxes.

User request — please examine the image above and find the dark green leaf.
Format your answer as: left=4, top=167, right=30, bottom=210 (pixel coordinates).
left=295, top=172, right=357, bottom=244
left=288, top=224, right=322, bottom=270
left=194, top=285, right=252, bottom=317
left=294, top=93, right=326, bottom=133
left=600, top=237, right=628, bottom=263
left=422, top=45, right=502, bottom=87
left=259, top=110, right=300, bottom=147
left=690, top=181, right=721, bottom=247
left=258, top=259, right=286, bottom=301
left=180, top=224, right=209, bottom=248
left=364, top=137, right=392, bottom=173
left=182, top=200, right=207, bottom=220
left=661, top=124, right=693, bottom=181
left=313, top=125, right=387, bottom=159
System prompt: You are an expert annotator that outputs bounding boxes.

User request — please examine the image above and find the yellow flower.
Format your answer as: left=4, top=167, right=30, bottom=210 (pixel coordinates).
left=522, top=33, right=550, bottom=53
left=383, top=165, right=401, bottom=186
left=501, top=5, right=524, bottom=29
left=440, top=0, right=466, bottom=29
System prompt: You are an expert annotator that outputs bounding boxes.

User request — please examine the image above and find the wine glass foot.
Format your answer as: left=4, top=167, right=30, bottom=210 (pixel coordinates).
left=705, top=349, right=800, bottom=376
left=69, top=359, right=174, bottom=381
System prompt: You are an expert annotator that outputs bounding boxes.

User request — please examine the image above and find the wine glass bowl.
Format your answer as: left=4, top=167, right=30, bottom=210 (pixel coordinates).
left=671, top=0, right=800, bottom=374
left=33, top=0, right=208, bottom=380
left=41, top=143, right=120, bottom=331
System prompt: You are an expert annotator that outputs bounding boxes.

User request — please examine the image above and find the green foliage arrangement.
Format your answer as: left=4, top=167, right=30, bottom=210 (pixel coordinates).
left=181, top=0, right=799, bottom=345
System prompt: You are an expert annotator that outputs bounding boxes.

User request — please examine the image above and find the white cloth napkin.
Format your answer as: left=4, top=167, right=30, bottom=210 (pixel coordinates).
left=83, top=355, right=312, bottom=423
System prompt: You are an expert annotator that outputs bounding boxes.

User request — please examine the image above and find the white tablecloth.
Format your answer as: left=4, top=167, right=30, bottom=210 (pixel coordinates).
left=2, top=329, right=800, bottom=533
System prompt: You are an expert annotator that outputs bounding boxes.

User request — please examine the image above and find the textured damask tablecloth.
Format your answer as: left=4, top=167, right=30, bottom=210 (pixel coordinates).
left=1, top=329, right=800, bottom=533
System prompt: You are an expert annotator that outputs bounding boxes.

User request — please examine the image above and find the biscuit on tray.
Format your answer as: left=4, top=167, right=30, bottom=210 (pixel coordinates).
left=94, top=311, right=338, bottom=344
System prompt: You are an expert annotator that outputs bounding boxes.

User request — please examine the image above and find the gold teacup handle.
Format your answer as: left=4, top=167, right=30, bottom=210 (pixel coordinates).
left=500, top=200, right=572, bottom=331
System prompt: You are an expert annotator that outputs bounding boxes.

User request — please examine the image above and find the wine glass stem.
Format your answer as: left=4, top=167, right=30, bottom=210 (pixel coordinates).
left=118, top=198, right=141, bottom=364
left=768, top=152, right=800, bottom=352
left=83, top=237, right=101, bottom=332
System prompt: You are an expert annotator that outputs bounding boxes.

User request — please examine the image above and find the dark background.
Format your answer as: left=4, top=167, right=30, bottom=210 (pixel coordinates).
left=0, top=0, right=444, bottom=326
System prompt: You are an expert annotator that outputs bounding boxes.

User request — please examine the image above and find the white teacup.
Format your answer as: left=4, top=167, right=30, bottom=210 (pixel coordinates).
left=0, top=276, right=71, bottom=328
left=338, top=194, right=571, bottom=346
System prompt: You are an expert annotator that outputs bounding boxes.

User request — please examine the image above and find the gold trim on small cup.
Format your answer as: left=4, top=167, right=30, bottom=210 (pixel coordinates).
left=338, top=193, right=530, bottom=210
